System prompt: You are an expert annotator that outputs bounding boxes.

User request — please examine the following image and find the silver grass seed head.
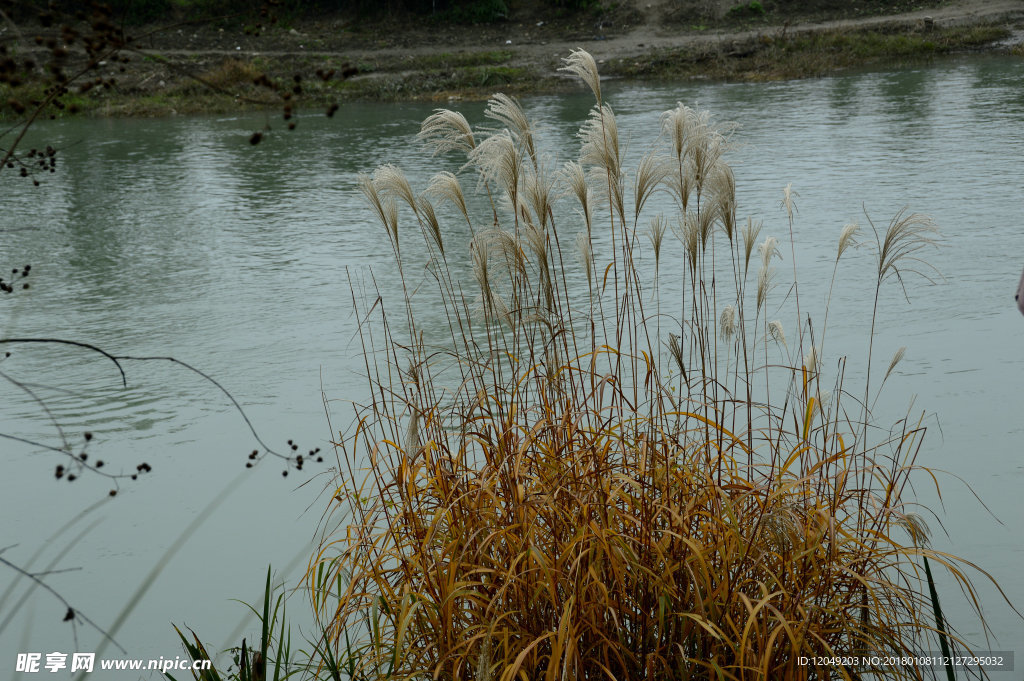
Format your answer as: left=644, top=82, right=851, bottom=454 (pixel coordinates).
left=884, top=346, right=907, bottom=383
left=470, top=236, right=491, bottom=296
left=758, top=235, right=780, bottom=268
left=877, top=208, right=938, bottom=284
left=419, top=108, right=476, bottom=155
left=358, top=172, right=387, bottom=226
left=426, top=171, right=469, bottom=223
left=689, top=131, right=724, bottom=196
left=838, top=221, right=860, bottom=260
left=673, top=212, right=700, bottom=270
left=404, top=410, right=421, bottom=458
left=361, top=174, right=400, bottom=252
left=582, top=164, right=625, bottom=225
left=697, top=202, right=717, bottom=249
left=762, top=505, right=800, bottom=551
left=486, top=93, right=537, bottom=163
left=560, top=160, right=592, bottom=230
left=479, top=228, right=526, bottom=280
left=742, top=217, right=763, bottom=273
left=814, top=390, right=832, bottom=416
left=709, top=161, right=736, bottom=241
left=468, top=129, right=521, bottom=201
left=417, top=195, right=444, bottom=255
left=561, top=160, right=588, bottom=204
left=374, top=164, right=419, bottom=216
left=522, top=167, right=553, bottom=230
left=474, top=289, right=512, bottom=326
left=665, top=158, right=695, bottom=213
left=757, top=265, right=773, bottom=311
left=560, top=49, right=602, bottom=102
left=660, top=102, right=699, bottom=159
left=768, top=320, right=786, bottom=347
left=634, top=152, right=671, bottom=221
left=897, top=511, right=932, bottom=548
left=578, top=103, right=621, bottom=180
left=668, top=333, right=684, bottom=371
left=524, top=223, right=548, bottom=268
left=719, top=304, right=736, bottom=341
left=781, top=182, right=799, bottom=222
left=803, top=345, right=821, bottom=372
left=647, top=214, right=667, bottom=266
left=575, top=230, right=594, bottom=282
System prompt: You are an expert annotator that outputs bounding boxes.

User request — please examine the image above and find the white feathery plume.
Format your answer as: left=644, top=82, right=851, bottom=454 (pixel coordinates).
left=697, top=200, right=717, bottom=249
left=578, top=103, right=621, bottom=180
left=479, top=228, right=525, bottom=279
left=709, top=161, right=736, bottom=241
left=523, top=223, right=548, bottom=268
left=374, top=163, right=419, bottom=216
left=559, top=49, right=602, bottom=102
left=575, top=230, right=594, bottom=285
left=417, top=195, right=444, bottom=255
left=419, top=108, right=476, bottom=155
left=404, top=410, right=421, bottom=458
left=757, top=265, right=773, bottom=311
left=672, top=211, right=700, bottom=270
left=877, top=208, right=938, bottom=284
left=665, top=157, right=695, bottom=213
left=689, top=129, right=724, bottom=196
left=486, top=93, right=537, bottom=164
left=660, top=102, right=702, bottom=159
left=633, top=151, right=670, bottom=221
left=758, top=236, right=780, bottom=268
left=837, top=221, right=860, bottom=260
left=470, top=235, right=491, bottom=297
left=359, top=173, right=399, bottom=251
left=742, top=217, right=763, bottom=273
left=468, top=129, right=520, bottom=200
left=803, top=345, right=821, bottom=372
left=814, top=390, right=832, bottom=417
left=522, top=167, right=553, bottom=229
left=719, top=304, right=736, bottom=341
left=781, top=182, right=799, bottom=222
left=426, top=171, right=469, bottom=224
left=768, top=320, right=786, bottom=347
left=647, top=214, right=667, bottom=269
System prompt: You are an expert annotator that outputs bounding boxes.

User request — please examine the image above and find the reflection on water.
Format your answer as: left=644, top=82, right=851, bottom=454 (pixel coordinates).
left=2, top=54, right=1022, bottom=667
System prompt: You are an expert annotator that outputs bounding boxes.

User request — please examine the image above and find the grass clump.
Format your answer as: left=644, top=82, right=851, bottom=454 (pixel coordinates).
left=308, top=49, right=1002, bottom=678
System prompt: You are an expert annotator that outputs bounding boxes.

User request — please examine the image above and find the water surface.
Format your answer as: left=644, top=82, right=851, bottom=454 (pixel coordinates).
left=2, top=54, right=1022, bottom=672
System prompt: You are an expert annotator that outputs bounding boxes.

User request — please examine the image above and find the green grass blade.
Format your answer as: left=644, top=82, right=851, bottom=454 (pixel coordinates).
left=924, top=556, right=956, bottom=681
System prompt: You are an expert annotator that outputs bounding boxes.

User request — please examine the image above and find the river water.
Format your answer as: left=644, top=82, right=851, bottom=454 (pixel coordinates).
left=2, top=54, right=1022, bottom=674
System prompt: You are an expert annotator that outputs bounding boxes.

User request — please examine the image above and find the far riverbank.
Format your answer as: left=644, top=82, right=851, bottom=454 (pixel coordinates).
left=2, top=0, right=1022, bottom=118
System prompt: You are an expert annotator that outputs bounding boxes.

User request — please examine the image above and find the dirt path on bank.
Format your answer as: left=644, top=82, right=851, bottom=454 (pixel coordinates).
left=546, top=0, right=1024, bottom=66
